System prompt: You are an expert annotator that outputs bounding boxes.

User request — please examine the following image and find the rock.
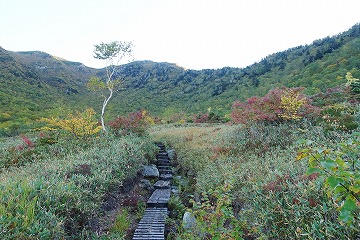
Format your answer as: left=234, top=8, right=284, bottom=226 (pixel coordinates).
left=143, top=164, right=159, bottom=178
left=182, top=211, right=196, bottom=230
left=171, top=186, right=179, bottom=196
left=139, top=179, right=153, bottom=191
left=167, top=149, right=176, bottom=160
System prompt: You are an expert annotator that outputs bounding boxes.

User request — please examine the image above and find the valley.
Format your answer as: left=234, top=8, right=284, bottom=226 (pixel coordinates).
left=0, top=23, right=359, bottom=239
left=1, top=24, right=360, bottom=136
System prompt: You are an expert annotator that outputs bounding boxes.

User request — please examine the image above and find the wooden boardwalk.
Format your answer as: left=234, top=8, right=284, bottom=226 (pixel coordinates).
left=132, top=208, right=168, bottom=240
left=147, top=189, right=171, bottom=208
left=132, top=143, right=173, bottom=240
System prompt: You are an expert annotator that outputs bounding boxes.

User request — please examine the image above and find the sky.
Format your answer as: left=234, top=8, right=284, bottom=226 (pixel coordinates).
left=2, top=0, right=360, bottom=70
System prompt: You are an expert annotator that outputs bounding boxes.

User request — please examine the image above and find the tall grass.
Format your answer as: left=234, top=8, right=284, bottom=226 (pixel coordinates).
left=149, top=122, right=358, bottom=239
left=0, top=134, right=157, bottom=239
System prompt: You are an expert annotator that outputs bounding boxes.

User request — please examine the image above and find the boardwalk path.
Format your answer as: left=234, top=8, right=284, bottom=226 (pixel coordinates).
left=133, top=143, right=173, bottom=240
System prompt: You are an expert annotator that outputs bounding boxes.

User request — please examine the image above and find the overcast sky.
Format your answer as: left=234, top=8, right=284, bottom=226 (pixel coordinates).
left=2, top=0, right=360, bottom=70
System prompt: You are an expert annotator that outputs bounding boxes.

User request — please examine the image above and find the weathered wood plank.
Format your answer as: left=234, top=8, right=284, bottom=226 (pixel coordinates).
left=155, top=142, right=165, bottom=148
left=157, top=160, right=171, bottom=166
left=132, top=142, right=173, bottom=240
left=147, top=189, right=171, bottom=207
left=157, top=152, right=169, bottom=158
left=157, top=166, right=172, bottom=171
left=133, top=208, right=168, bottom=240
left=154, top=180, right=170, bottom=189
left=159, top=173, right=173, bottom=181
left=158, top=169, right=172, bottom=174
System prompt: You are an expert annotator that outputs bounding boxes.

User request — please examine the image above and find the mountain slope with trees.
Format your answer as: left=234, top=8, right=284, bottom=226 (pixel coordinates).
left=1, top=23, right=360, bottom=135
left=112, top=23, right=360, bottom=116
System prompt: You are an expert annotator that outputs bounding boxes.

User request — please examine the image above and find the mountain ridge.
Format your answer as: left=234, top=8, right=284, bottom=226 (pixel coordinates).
left=1, top=23, right=360, bottom=135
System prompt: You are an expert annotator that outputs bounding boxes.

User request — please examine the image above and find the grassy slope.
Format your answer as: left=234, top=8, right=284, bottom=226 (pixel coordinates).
left=0, top=134, right=157, bottom=239
left=149, top=123, right=359, bottom=239
left=0, top=48, right=99, bottom=135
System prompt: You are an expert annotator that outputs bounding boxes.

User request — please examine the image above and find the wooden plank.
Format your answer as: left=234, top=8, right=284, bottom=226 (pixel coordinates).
left=158, top=166, right=171, bottom=170
left=157, top=159, right=170, bottom=163
left=133, top=143, right=173, bottom=240
left=147, top=189, right=171, bottom=207
left=158, top=169, right=172, bottom=174
left=157, top=160, right=171, bottom=166
left=133, top=208, right=168, bottom=240
left=157, top=166, right=172, bottom=171
left=154, top=180, right=170, bottom=189
left=157, top=152, right=169, bottom=158
left=159, top=174, right=173, bottom=181
left=133, top=235, right=164, bottom=240
left=155, top=142, right=165, bottom=148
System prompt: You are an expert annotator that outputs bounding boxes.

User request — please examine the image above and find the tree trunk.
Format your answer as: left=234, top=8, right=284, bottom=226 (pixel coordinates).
left=101, top=88, right=113, bottom=133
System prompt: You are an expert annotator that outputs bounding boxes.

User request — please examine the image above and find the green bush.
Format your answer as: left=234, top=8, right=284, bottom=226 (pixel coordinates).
left=320, top=103, right=359, bottom=131
left=178, top=182, right=244, bottom=240
left=0, top=179, right=66, bottom=239
left=297, top=132, right=359, bottom=226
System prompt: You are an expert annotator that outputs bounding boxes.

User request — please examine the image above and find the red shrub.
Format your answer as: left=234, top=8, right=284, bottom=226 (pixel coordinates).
left=16, top=135, right=34, bottom=150
left=108, top=110, right=154, bottom=135
left=21, top=135, right=34, bottom=148
left=231, top=87, right=320, bottom=124
left=292, top=198, right=300, bottom=205
left=191, top=113, right=210, bottom=123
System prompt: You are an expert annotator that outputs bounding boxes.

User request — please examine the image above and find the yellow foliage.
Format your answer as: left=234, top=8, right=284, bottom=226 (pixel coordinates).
left=1, top=112, right=11, bottom=119
left=141, top=110, right=155, bottom=125
left=336, top=76, right=344, bottom=80
left=40, top=108, right=101, bottom=137
left=345, top=72, right=359, bottom=86
left=280, top=89, right=306, bottom=120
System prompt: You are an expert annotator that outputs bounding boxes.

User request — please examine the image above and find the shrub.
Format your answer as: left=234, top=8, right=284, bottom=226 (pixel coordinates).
left=297, top=132, right=360, bottom=226
left=280, top=88, right=307, bottom=120
left=179, top=182, right=244, bottom=240
left=108, top=110, right=154, bottom=135
left=346, top=72, right=360, bottom=98
left=319, top=103, right=358, bottom=131
left=190, top=111, right=224, bottom=123
left=0, top=180, right=66, bottom=239
left=252, top=174, right=353, bottom=239
left=39, top=108, right=102, bottom=139
left=110, top=208, right=130, bottom=238
left=0, top=135, right=41, bottom=169
left=231, top=87, right=320, bottom=124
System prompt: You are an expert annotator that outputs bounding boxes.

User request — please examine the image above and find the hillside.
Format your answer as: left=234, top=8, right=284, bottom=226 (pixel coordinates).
left=1, top=23, right=360, bottom=134
left=113, top=23, right=360, bottom=115
left=0, top=48, right=98, bottom=134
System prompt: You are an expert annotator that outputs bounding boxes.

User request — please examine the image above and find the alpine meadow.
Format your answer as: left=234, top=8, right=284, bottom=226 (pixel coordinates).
left=0, top=23, right=359, bottom=239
